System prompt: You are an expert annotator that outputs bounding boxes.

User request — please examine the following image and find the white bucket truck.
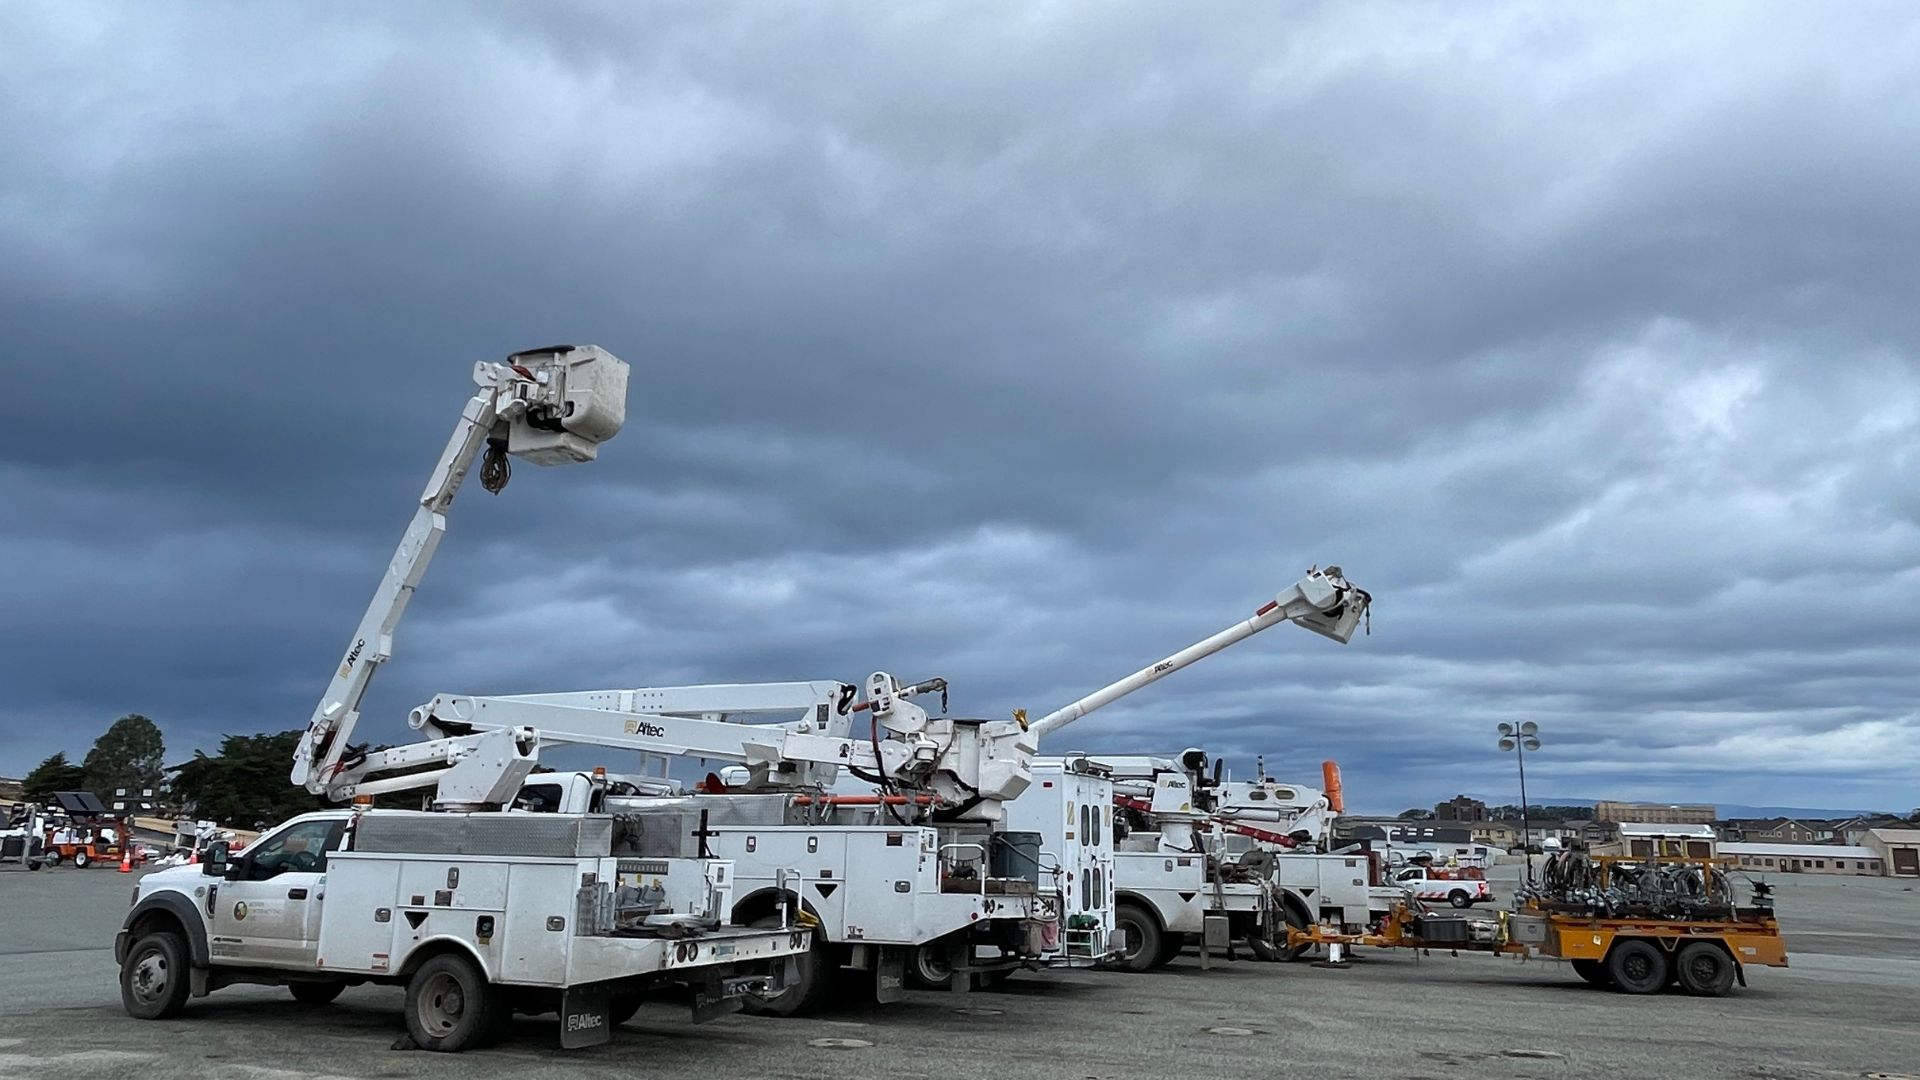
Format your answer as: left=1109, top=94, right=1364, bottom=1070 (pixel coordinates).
left=116, top=348, right=807, bottom=1051
left=410, top=570, right=1373, bottom=1012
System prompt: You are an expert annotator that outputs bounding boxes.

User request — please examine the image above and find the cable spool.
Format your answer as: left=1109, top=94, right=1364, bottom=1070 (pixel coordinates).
left=480, top=438, right=511, bottom=494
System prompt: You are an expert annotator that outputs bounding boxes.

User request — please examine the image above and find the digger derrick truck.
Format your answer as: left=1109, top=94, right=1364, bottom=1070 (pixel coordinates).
left=116, top=348, right=809, bottom=1052
left=1095, top=752, right=1408, bottom=972
left=411, top=567, right=1372, bottom=1014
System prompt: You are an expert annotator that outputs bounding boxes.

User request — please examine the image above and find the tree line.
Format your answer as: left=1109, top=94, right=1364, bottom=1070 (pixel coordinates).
left=19, top=716, right=320, bottom=828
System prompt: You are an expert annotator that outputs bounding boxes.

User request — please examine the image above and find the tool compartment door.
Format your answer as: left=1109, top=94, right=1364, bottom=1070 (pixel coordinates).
left=498, top=861, right=578, bottom=985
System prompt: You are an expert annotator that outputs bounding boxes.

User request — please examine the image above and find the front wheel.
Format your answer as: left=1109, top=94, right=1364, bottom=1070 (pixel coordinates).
left=404, top=953, right=498, bottom=1053
left=1606, top=939, right=1668, bottom=995
left=120, top=930, right=191, bottom=1019
left=1570, top=958, right=1611, bottom=987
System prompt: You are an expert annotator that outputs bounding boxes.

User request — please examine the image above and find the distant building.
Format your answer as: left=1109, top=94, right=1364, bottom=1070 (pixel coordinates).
left=1862, top=829, right=1920, bottom=877
left=1594, top=822, right=1717, bottom=859
left=1720, top=818, right=1833, bottom=844
left=1829, top=816, right=1911, bottom=846
left=1721, top=842, right=1882, bottom=876
left=0, top=776, right=21, bottom=801
left=1593, top=801, right=1716, bottom=825
left=1434, top=796, right=1488, bottom=822
left=1334, top=817, right=1475, bottom=847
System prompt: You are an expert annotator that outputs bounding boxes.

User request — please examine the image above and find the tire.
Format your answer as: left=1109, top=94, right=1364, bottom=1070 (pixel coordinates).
left=404, top=953, right=498, bottom=1053
left=739, top=916, right=836, bottom=1018
left=905, top=943, right=955, bottom=990
left=45, top=851, right=61, bottom=867
left=1674, top=942, right=1736, bottom=997
left=1151, top=933, right=1185, bottom=968
left=1447, top=890, right=1470, bottom=908
left=290, top=982, right=346, bottom=1005
left=1111, top=904, right=1163, bottom=973
left=1250, top=899, right=1315, bottom=962
left=120, top=930, right=191, bottom=1019
left=1606, top=938, right=1668, bottom=995
left=1570, top=959, right=1611, bottom=987
left=75, top=851, right=94, bottom=869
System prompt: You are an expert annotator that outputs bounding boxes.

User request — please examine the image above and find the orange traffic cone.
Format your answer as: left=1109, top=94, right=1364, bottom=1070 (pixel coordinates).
left=119, top=848, right=133, bottom=873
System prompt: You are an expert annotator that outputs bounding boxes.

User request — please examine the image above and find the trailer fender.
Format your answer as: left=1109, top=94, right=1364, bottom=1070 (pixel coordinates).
left=119, top=892, right=212, bottom=969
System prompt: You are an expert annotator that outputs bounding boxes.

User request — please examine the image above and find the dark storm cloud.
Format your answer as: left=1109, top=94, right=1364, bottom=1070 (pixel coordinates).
left=4, top=3, right=1918, bottom=813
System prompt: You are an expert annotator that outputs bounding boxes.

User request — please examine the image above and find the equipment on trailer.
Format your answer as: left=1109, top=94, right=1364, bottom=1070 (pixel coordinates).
left=41, top=792, right=142, bottom=869
left=1288, top=851, right=1787, bottom=996
left=2, top=802, right=48, bottom=871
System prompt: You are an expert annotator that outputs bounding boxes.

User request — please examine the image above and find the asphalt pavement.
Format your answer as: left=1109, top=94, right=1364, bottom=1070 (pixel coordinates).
left=0, top=863, right=1915, bottom=1079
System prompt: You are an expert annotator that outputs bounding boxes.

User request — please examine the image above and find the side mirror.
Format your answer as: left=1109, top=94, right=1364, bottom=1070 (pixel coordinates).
left=201, top=841, right=230, bottom=876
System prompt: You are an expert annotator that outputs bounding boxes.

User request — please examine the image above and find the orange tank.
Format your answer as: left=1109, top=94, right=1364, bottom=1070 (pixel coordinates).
left=1321, top=760, right=1345, bottom=813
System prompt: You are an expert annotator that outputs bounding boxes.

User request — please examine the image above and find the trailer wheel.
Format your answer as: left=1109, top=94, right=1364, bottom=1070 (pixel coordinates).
left=1605, top=938, right=1668, bottom=995
left=120, top=929, right=191, bottom=1019
left=1674, top=942, right=1736, bottom=997
left=404, top=953, right=498, bottom=1053
left=45, top=851, right=61, bottom=867
left=290, top=982, right=345, bottom=1005
left=1111, top=903, right=1164, bottom=973
left=1570, top=959, right=1611, bottom=987
left=740, top=917, right=835, bottom=1017
left=74, top=850, right=94, bottom=869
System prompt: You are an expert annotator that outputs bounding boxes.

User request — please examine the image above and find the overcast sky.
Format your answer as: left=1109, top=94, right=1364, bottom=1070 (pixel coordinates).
left=5, top=4, right=1918, bottom=815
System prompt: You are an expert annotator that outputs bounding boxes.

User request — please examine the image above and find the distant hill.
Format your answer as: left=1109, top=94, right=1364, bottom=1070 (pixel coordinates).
left=1451, top=794, right=1881, bottom=820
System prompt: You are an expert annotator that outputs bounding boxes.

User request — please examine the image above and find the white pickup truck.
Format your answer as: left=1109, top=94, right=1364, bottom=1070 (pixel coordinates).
left=116, top=808, right=809, bottom=1051
left=1391, top=864, right=1494, bottom=908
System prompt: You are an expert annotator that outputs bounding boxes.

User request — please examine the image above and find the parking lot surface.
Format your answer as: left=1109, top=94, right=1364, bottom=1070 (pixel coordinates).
left=1, top=864, right=1915, bottom=1079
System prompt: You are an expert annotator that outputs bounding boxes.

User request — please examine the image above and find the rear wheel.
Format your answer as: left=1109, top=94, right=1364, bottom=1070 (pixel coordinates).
left=1674, top=942, right=1736, bottom=997
left=120, top=929, right=191, bottom=1019
left=1606, top=939, right=1668, bottom=995
left=740, top=916, right=836, bottom=1017
left=1447, top=890, right=1470, bottom=908
left=404, top=953, right=498, bottom=1053
left=290, top=982, right=345, bottom=1005
left=45, top=851, right=62, bottom=867
left=609, top=992, right=644, bottom=1027
left=75, top=850, right=94, bottom=869
left=1111, top=903, right=1163, bottom=973
left=1570, top=959, right=1611, bottom=987
left=906, top=943, right=955, bottom=990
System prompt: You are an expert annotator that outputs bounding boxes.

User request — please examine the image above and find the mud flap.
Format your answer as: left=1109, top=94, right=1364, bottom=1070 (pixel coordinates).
left=874, top=946, right=907, bottom=1004
left=560, top=984, right=612, bottom=1049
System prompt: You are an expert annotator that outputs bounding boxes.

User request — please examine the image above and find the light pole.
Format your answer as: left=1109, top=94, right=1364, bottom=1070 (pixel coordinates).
left=1498, top=722, right=1542, bottom=883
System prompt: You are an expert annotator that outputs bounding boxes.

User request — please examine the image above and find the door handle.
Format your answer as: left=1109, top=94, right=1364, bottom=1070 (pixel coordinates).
left=288, top=887, right=309, bottom=900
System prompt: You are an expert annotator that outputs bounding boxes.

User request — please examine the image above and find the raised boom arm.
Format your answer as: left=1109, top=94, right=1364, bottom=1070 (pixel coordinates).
left=289, top=346, right=629, bottom=802
left=1028, top=566, right=1368, bottom=740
